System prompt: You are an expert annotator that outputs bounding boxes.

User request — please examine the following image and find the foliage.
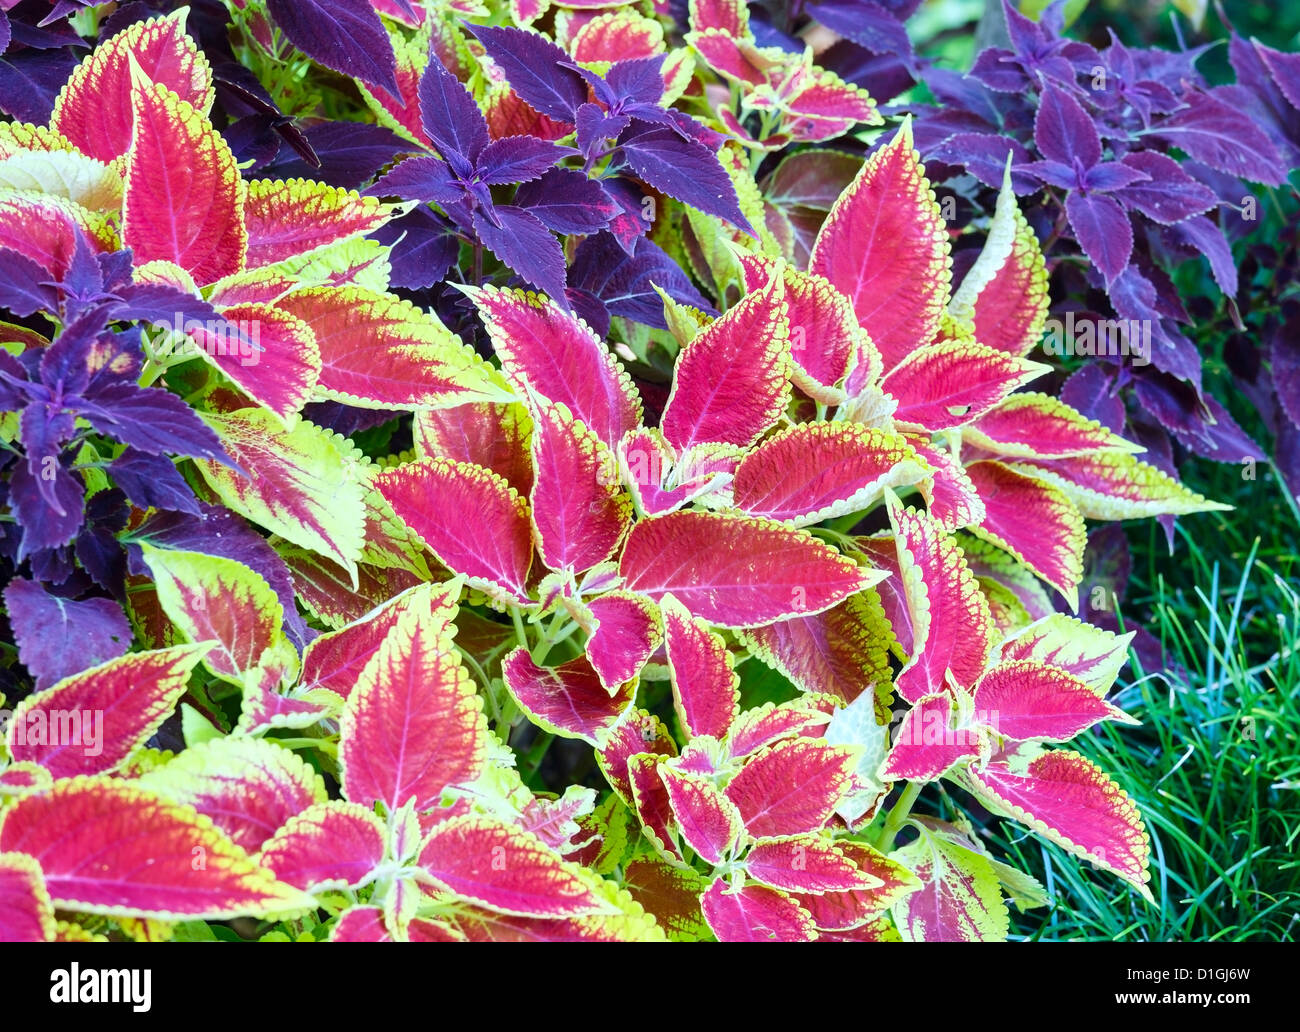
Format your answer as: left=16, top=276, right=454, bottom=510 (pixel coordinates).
left=0, top=0, right=1290, bottom=942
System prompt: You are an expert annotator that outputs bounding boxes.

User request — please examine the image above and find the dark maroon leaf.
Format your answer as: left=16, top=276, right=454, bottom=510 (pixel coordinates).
left=370, top=206, right=461, bottom=290
left=473, top=204, right=567, bottom=304
left=468, top=24, right=587, bottom=122
left=1165, top=216, right=1237, bottom=298
left=1115, top=152, right=1217, bottom=225
left=1147, top=89, right=1287, bottom=185
left=1065, top=192, right=1131, bottom=284
left=0, top=247, right=58, bottom=317
left=265, top=0, right=398, bottom=97
left=514, top=168, right=617, bottom=234
left=569, top=233, right=714, bottom=329
left=4, top=578, right=131, bottom=690
left=371, top=155, right=461, bottom=204
left=1035, top=84, right=1101, bottom=168
left=259, top=122, right=413, bottom=189
left=10, top=460, right=83, bottom=559
left=617, top=125, right=752, bottom=233
left=77, top=384, right=230, bottom=464
left=477, top=136, right=575, bottom=186
left=109, top=448, right=200, bottom=515
left=1060, top=365, right=1124, bottom=433
left=418, top=49, right=490, bottom=169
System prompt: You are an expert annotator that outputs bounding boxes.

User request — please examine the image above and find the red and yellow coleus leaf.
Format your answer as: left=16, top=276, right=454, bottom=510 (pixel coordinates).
left=0, top=122, right=76, bottom=159
left=745, top=835, right=884, bottom=894
left=810, top=119, right=951, bottom=370
left=627, top=753, right=686, bottom=863
left=946, top=159, right=1048, bottom=357
left=620, top=510, right=880, bottom=628
left=660, top=273, right=791, bottom=452
left=280, top=550, right=422, bottom=630
left=1010, top=452, right=1233, bottom=520
left=997, top=613, right=1134, bottom=696
left=470, top=286, right=642, bottom=448
left=660, top=593, right=740, bottom=740
left=298, top=582, right=435, bottom=698
left=959, top=532, right=1056, bottom=634
left=501, top=650, right=636, bottom=746
left=0, top=192, right=115, bottom=277
left=725, top=738, right=857, bottom=838
left=260, top=802, right=388, bottom=892
left=0, top=149, right=124, bottom=211
left=5, top=645, right=208, bottom=779
left=50, top=11, right=214, bottom=163
left=140, top=545, right=286, bottom=686
left=244, top=178, right=396, bottom=268
left=738, top=590, right=894, bottom=709
left=700, top=878, right=817, bottom=942
left=974, top=660, right=1137, bottom=743
left=197, top=408, right=367, bottom=576
left=879, top=691, right=988, bottom=783
left=417, top=816, right=607, bottom=918
left=658, top=765, right=744, bottom=864
left=191, top=301, right=321, bottom=421
left=340, top=588, right=487, bottom=812
left=570, top=10, right=664, bottom=61
left=529, top=399, right=632, bottom=574
left=890, top=819, right=1009, bottom=942
left=881, top=339, right=1049, bottom=432
left=0, top=852, right=54, bottom=943
left=690, top=0, right=751, bottom=35
left=955, top=748, right=1152, bottom=897
left=374, top=458, right=533, bottom=603
left=414, top=401, right=535, bottom=497
left=724, top=698, right=833, bottom=761
left=136, top=738, right=326, bottom=853
left=277, top=286, right=511, bottom=409
left=732, top=422, right=926, bottom=526
left=617, top=427, right=734, bottom=518
left=122, top=78, right=245, bottom=285
left=0, top=777, right=315, bottom=920
left=964, top=460, right=1087, bottom=605
left=596, top=709, right=677, bottom=807
left=908, top=436, right=985, bottom=531
left=793, top=840, right=921, bottom=930
left=887, top=500, right=994, bottom=702
left=582, top=591, right=662, bottom=692
left=964, top=392, right=1142, bottom=460
left=738, top=254, right=865, bottom=402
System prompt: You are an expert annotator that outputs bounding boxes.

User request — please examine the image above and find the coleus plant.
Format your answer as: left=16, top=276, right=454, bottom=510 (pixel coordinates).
left=905, top=0, right=1300, bottom=515
left=0, top=2, right=1236, bottom=942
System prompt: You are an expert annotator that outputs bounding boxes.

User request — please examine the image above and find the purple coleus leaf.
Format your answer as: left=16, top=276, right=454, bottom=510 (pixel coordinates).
left=265, top=0, right=399, bottom=99
left=108, top=448, right=200, bottom=516
left=569, top=234, right=716, bottom=330
left=1145, top=88, right=1289, bottom=186
left=514, top=168, right=618, bottom=235
left=473, top=205, right=568, bottom=304
left=418, top=44, right=491, bottom=171
left=4, top=578, right=131, bottom=690
left=616, top=123, right=753, bottom=233
left=468, top=24, right=588, bottom=122
left=0, top=247, right=58, bottom=317
left=258, top=122, right=414, bottom=189
left=477, top=136, right=577, bottom=186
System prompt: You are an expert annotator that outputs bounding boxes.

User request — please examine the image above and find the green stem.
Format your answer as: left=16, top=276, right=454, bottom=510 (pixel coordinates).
left=873, top=782, right=922, bottom=852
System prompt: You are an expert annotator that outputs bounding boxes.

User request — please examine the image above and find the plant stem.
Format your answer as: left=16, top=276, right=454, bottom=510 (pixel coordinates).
left=873, top=781, right=922, bottom=852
